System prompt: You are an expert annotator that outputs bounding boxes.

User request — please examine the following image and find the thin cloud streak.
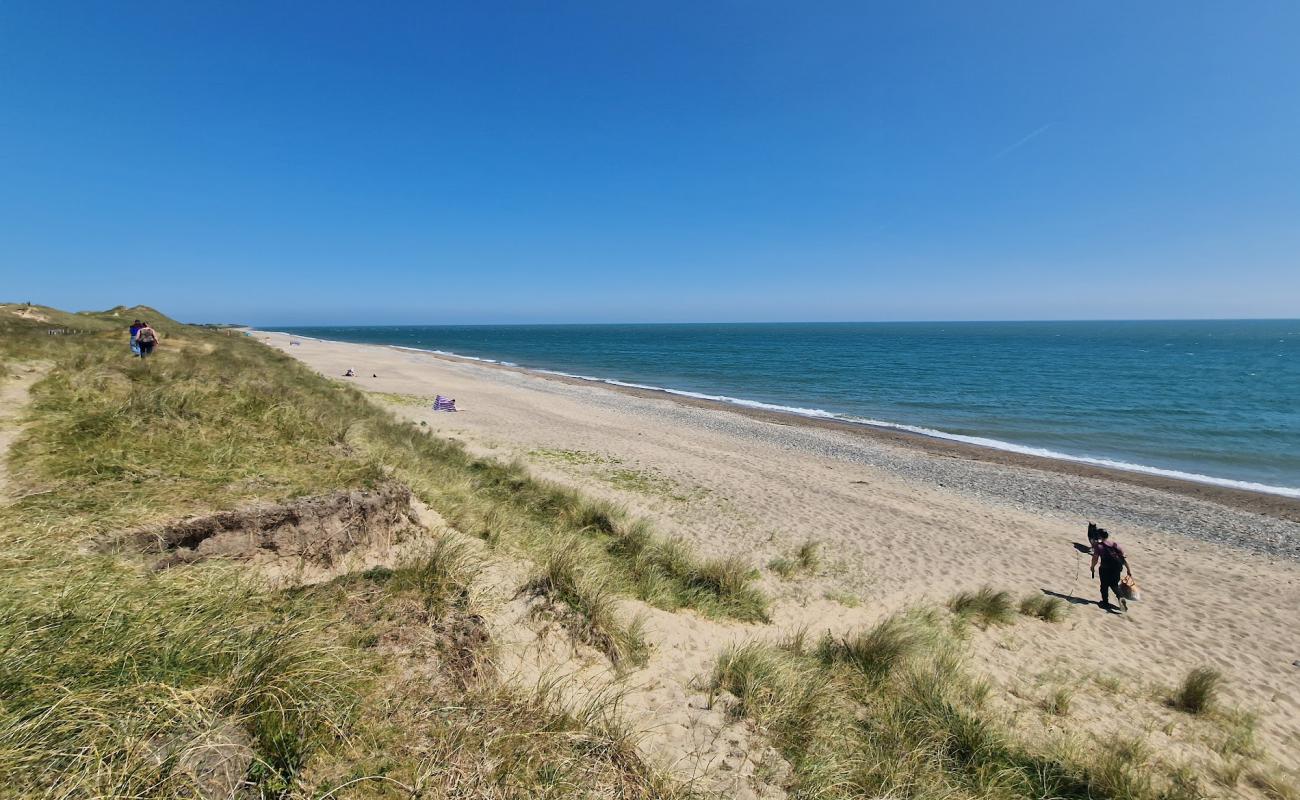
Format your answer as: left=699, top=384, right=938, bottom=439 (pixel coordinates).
left=990, top=122, right=1056, bottom=161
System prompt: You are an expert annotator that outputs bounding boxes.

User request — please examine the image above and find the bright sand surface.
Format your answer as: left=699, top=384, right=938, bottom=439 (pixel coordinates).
left=263, top=331, right=1300, bottom=795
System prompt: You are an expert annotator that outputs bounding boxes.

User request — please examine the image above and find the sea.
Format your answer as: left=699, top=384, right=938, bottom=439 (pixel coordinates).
left=267, top=321, right=1300, bottom=497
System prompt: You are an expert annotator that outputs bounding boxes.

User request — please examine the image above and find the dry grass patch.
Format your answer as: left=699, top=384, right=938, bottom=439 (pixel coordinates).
left=709, top=607, right=1224, bottom=800
left=1042, top=686, right=1073, bottom=716
left=1019, top=593, right=1068, bottom=623
left=524, top=541, right=650, bottom=669
left=768, top=539, right=821, bottom=579
left=1170, top=666, right=1222, bottom=715
left=948, top=585, right=1016, bottom=627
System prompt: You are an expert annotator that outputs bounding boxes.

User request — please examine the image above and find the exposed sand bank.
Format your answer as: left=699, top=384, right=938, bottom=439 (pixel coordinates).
left=263, top=331, right=1300, bottom=790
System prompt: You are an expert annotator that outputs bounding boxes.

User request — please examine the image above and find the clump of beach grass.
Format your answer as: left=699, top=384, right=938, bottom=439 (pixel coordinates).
left=1019, top=593, right=1068, bottom=623
left=767, top=555, right=797, bottom=578
left=768, top=539, right=821, bottom=579
left=814, top=612, right=936, bottom=685
left=1248, top=767, right=1300, bottom=800
left=1171, top=666, right=1222, bottom=714
left=525, top=541, right=650, bottom=668
left=797, top=539, right=820, bottom=570
left=387, top=533, right=482, bottom=619
left=1042, top=686, right=1073, bottom=716
left=948, top=585, right=1016, bottom=626
left=822, top=589, right=861, bottom=608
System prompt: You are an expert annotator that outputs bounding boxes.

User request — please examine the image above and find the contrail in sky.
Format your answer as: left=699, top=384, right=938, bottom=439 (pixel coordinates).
left=990, top=122, right=1056, bottom=161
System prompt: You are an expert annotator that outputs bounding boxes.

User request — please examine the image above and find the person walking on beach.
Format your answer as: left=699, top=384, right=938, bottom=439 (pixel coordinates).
left=129, top=319, right=143, bottom=357
left=1089, top=525, right=1132, bottom=611
left=135, top=321, right=159, bottom=359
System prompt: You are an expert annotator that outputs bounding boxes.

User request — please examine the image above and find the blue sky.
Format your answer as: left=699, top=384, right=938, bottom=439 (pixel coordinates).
left=2, top=2, right=1298, bottom=324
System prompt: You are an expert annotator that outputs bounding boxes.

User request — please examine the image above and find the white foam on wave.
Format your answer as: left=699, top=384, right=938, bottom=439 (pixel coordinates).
left=532, top=369, right=1300, bottom=497
left=278, top=334, right=1300, bottom=500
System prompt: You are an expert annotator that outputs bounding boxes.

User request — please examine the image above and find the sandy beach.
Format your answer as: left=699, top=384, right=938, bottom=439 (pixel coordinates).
left=263, top=331, right=1300, bottom=790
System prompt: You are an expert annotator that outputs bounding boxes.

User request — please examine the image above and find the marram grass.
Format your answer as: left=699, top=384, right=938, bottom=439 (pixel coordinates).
left=712, top=610, right=1194, bottom=800
left=0, top=307, right=700, bottom=798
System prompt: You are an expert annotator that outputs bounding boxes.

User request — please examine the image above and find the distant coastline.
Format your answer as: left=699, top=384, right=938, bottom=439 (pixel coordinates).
left=259, top=328, right=1300, bottom=520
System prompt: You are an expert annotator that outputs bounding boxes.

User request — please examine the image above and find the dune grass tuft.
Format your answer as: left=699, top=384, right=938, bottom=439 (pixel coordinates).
left=1019, top=593, right=1068, bottom=623
left=525, top=541, right=650, bottom=668
left=383, top=534, right=480, bottom=616
left=948, top=585, right=1016, bottom=626
left=814, top=612, right=935, bottom=685
left=768, top=555, right=797, bottom=578
left=1042, top=686, right=1073, bottom=716
left=798, top=539, right=821, bottom=569
left=1248, top=767, right=1300, bottom=800
left=768, top=539, right=822, bottom=580
left=1171, top=666, right=1222, bottom=715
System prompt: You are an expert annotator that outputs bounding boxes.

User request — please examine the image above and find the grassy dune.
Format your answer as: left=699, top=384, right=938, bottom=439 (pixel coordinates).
left=0, top=305, right=710, bottom=798
left=712, top=611, right=1198, bottom=800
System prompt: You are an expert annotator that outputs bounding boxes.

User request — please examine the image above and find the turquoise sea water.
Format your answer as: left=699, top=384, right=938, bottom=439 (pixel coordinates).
left=269, top=321, right=1300, bottom=496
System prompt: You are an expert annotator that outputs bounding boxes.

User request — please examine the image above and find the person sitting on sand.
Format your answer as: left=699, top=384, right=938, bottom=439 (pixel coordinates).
left=1089, top=525, right=1133, bottom=611
left=135, top=322, right=159, bottom=358
left=343, top=368, right=356, bottom=377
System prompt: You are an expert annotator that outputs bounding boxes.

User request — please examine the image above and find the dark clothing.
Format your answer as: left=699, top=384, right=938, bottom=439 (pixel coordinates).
left=1094, top=540, right=1125, bottom=567
left=1099, top=564, right=1123, bottom=606
left=139, top=341, right=156, bottom=357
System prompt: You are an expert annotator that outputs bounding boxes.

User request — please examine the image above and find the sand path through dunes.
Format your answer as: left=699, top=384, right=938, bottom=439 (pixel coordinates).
left=264, top=332, right=1300, bottom=785
left=0, top=363, right=47, bottom=504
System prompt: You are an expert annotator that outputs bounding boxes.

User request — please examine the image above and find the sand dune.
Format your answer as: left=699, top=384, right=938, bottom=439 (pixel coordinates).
left=265, top=331, right=1300, bottom=793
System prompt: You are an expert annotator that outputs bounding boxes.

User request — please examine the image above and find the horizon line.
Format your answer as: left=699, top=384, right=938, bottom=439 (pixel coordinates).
left=245, top=316, right=1300, bottom=328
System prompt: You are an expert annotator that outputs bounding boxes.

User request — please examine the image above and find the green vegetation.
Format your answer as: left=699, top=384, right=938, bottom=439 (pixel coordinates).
left=1042, top=686, right=1073, bottom=716
left=947, top=585, right=1016, bottom=627
left=367, top=429, right=767, bottom=621
left=768, top=539, right=821, bottom=579
left=529, top=447, right=622, bottom=466
left=529, top=448, right=706, bottom=502
left=0, top=305, right=707, bottom=797
left=606, top=466, right=691, bottom=500
left=525, top=539, right=650, bottom=668
left=711, top=609, right=1199, bottom=800
left=1249, top=767, right=1300, bottom=800
left=1171, top=666, right=1222, bottom=715
left=1019, top=593, right=1069, bottom=623
left=364, top=390, right=435, bottom=407
left=813, top=611, right=938, bottom=686
left=822, top=589, right=862, bottom=608
left=768, top=555, right=797, bottom=577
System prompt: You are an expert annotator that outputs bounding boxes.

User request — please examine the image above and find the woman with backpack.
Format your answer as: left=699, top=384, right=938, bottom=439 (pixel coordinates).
left=135, top=322, right=159, bottom=358
left=1088, top=524, right=1133, bottom=611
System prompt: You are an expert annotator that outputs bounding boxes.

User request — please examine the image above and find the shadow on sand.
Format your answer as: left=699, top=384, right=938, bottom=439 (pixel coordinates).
left=1041, top=588, right=1121, bottom=614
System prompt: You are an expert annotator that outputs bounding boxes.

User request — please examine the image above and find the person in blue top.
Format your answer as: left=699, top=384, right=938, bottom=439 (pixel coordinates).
left=129, top=320, right=143, bottom=357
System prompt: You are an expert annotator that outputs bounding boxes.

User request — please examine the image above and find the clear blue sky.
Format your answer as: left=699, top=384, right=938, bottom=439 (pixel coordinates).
left=2, top=2, right=1298, bottom=324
